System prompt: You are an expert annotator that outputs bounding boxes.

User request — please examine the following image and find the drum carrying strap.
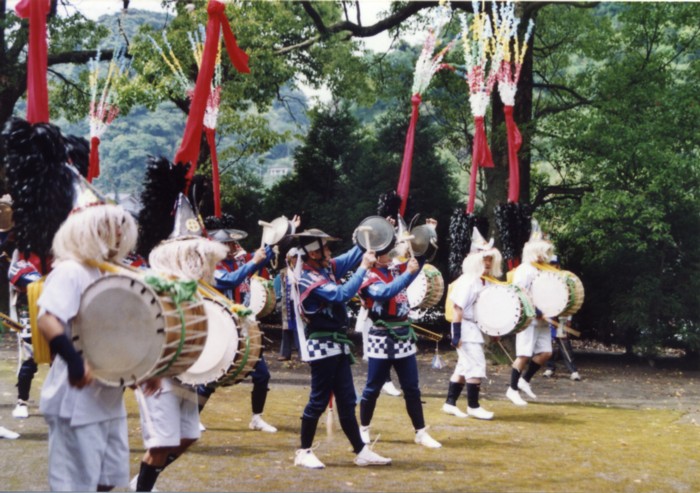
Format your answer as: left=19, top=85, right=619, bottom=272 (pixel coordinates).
left=143, top=275, right=199, bottom=376
left=307, top=331, right=356, bottom=364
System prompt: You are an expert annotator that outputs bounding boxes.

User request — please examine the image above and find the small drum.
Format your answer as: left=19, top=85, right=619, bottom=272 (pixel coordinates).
left=72, top=274, right=208, bottom=387
left=249, top=275, right=276, bottom=319
left=474, top=284, right=535, bottom=336
left=407, top=264, right=445, bottom=310
left=214, top=314, right=263, bottom=387
left=176, top=297, right=241, bottom=386
left=530, top=270, right=585, bottom=318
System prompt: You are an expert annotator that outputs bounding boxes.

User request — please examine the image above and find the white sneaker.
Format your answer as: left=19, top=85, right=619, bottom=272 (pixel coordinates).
left=467, top=406, right=494, bottom=420
left=360, top=425, right=371, bottom=444
left=570, top=371, right=581, bottom=381
left=354, top=445, right=392, bottom=466
left=294, top=448, right=325, bottom=469
left=249, top=414, right=277, bottom=433
left=199, top=422, right=206, bottom=432
left=506, top=387, right=528, bottom=406
left=441, top=403, right=468, bottom=418
left=381, top=381, right=402, bottom=397
left=12, top=401, right=29, bottom=419
left=543, top=369, right=554, bottom=378
left=0, top=426, right=20, bottom=439
left=518, top=378, right=537, bottom=399
left=414, top=428, right=441, bottom=448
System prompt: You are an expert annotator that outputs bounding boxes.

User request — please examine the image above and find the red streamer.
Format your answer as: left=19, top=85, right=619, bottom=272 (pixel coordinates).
left=16, top=0, right=50, bottom=124
left=466, top=116, right=494, bottom=213
left=174, top=0, right=250, bottom=182
left=504, top=105, right=523, bottom=203
left=204, top=128, right=221, bottom=217
left=396, top=94, right=422, bottom=216
left=88, top=136, right=100, bottom=182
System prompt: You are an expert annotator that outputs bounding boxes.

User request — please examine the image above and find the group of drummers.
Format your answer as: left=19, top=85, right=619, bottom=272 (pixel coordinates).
left=1, top=179, right=585, bottom=489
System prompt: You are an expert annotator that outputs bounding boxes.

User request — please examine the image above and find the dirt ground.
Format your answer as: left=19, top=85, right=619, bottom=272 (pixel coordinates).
left=1, top=325, right=700, bottom=492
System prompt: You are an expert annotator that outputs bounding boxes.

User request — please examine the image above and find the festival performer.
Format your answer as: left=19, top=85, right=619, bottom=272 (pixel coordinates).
left=36, top=177, right=142, bottom=491
left=292, top=229, right=392, bottom=469
left=357, top=218, right=442, bottom=449
left=8, top=249, right=43, bottom=419
left=277, top=247, right=301, bottom=361
left=505, top=224, right=554, bottom=406
left=442, top=228, right=502, bottom=420
left=132, top=194, right=228, bottom=492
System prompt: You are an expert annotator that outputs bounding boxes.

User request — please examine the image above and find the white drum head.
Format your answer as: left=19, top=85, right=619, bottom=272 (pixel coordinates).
left=474, top=285, right=523, bottom=337
left=530, top=271, right=569, bottom=317
left=406, top=270, right=428, bottom=309
left=249, top=277, right=274, bottom=318
left=73, top=275, right=166, bottom=387
left=177, top=298, right=239, bottom=386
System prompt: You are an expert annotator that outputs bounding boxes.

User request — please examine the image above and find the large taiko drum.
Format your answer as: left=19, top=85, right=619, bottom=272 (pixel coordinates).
left=249, top=275, right=276, bottom=319
left=72, top=274, right=208, bottom=387
left=530, top=270, right=585, bottom=318
left=213, top=314, right=263, bottom=387
left=407, top=264, right=445, bottom=311
left=176, top=297, right=241, bottom=386
left=474, top=284, right=535, bottom=337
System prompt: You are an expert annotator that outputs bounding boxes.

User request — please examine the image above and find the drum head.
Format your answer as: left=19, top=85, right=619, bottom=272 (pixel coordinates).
left=73, top=275, right=166, bottom=387
left=356, top=216, right=396, bottom=255
left=530, top=271, right=569, bottom=318
left=249, top=276, right=275, bottom=318
left=406, top=269, right=428, bottom=309
left=410, top=225, right=438, bottom=261
left=177, top=298, right=239, bottom=386
left=474, top=285, right=523, bottom=337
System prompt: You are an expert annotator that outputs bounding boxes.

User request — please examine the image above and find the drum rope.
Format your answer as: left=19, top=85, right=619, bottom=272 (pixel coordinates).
left=143, top=276, right=199, bottom=376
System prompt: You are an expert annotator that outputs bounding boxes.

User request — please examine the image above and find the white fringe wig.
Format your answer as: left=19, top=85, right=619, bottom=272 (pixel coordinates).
left=149, top=237, right=228, bottom=283
left=522, top=239, right=554, bottom=264
left=52, top=204, right=137, bottom=264
left=461, top=248, right=503, bottom=280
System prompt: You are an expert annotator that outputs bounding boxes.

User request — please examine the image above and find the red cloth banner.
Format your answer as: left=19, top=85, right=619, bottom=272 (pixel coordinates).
left=204, top=128, right=221, bottom=217
left=88, top=136, right=100, bottom=182
left=466, top=116, right=494, bottom=213
left=174, top=0, right=250, bottom=181
left=396, top=94, right=422, bottom=216
left=16, top=0, right=50, bottom=124
left=504, top=105, right=522, bottom=203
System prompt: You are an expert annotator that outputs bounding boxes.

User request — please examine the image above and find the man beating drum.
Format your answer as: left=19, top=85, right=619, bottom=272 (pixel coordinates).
left=506, top=220, right=555, bottom=406
left=442, top=227, right=502, bottom=421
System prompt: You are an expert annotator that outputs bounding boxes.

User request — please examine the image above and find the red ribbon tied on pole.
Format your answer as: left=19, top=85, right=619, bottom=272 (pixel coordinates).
left=503, top=105, right=523, bottom=204
left=88, top=136, right=101, bottom=183
left=466, top=116, right=494, bottom=213
left=174, top=0, right=250, bottom=178
left=16, top=0, right=51, bottom=124
left=396, top=93, right=422, bottom=216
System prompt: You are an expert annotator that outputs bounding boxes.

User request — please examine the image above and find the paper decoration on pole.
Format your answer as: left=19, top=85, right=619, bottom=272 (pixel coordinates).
left=458, top=2, right=506, bottom=214
left=87, top=46, right=130, bottom=182
left=495, top=2, right=534, bottom=204
left=396, top=0, right=455, bottom=217
left=174, top=0, right=249, bottom=187
left=15, top=0, right=50, bottom=124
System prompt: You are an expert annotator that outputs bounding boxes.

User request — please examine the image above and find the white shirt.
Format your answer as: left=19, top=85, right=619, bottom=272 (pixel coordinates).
left=38, top=260, right=126, bottom=426
left=449, top=275, right=485, bottom=344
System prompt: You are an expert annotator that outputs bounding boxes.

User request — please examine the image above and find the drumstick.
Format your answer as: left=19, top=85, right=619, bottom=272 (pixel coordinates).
left=356, top=225, right=373, bottom=252
left=496, top=339, right=514, bottom=364
left=258, top=220, right=272, bottom=249
left=549, top=318, right=581, bottom=337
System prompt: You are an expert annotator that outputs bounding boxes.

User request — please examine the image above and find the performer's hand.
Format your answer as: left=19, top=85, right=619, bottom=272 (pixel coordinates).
left=406, top=257, right=420, bottom=274
left=386, top=216, right=396, bottom=227
left=69, top=361, right=93, bottom=389
left=291, top=214, right=301, bottom=230
left=361, top=251, right=376, bottom=270
left=141, top=377, right=162, bottom=396
left=253, top=247, right=266, bottom=264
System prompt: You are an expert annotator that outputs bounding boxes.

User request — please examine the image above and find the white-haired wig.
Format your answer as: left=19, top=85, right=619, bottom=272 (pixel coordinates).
left=52, top=204, right=137, bottom=264
left=461, top=248, right=503, bottom=280
left=522, top=239, right=554, bottom=265
left=149, top=237, right=228, bottom=283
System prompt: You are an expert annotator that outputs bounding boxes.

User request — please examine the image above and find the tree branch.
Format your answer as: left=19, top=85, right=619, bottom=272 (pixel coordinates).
left=532, top=185, right=593, bottom=209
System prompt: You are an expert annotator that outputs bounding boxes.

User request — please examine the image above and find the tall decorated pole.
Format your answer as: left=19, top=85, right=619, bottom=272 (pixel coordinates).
left=15, top=0, right=50, bottom=124
left=493, top=2, right=534, bottom=270
left=174, top=0, right=249, bottom=188
left=87, top=46, right=130, bottom=183
left=395, top=0, right=455, bottom=218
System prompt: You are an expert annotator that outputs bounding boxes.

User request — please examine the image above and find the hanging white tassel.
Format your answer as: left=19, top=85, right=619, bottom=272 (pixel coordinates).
left=431, top=341, right=445, bottom=369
